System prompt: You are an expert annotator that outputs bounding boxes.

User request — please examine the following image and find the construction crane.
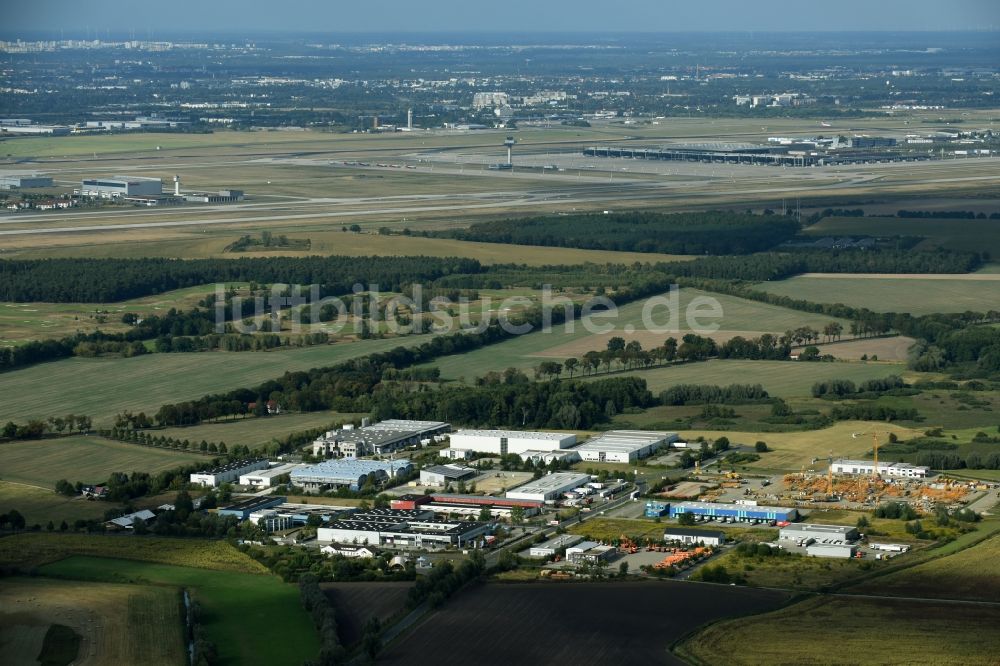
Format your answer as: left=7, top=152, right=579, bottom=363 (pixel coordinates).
left=827, top=449, right=834, bottom=496
left=851, top=431, right=882, bottom=479
left=850, top=430, right=912, bottom=505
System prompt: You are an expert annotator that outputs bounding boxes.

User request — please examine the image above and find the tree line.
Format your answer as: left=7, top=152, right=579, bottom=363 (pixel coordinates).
left=660, top=247, right=982, bottom=282
left=910, top=327, right=1000, bottom=376
left=299, top=573, right=345, bottom=666
left=533, top=332, right=795, bottom=381
left=811, top=375, right=906, bottom=398
left=0, top=255, right=484, bottom=302
left=432, top=210, right=801, bottom=255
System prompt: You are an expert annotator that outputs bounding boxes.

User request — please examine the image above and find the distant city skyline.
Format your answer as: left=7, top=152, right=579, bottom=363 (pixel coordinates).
left=3, top=0, right=999, bottom=34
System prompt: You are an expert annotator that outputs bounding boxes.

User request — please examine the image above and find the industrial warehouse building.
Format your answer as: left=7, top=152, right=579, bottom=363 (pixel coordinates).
left=311, top=420, right=450, bottom=457
left=566, top=541, right=616, bottom=564
left=317, top=509, right=490, bottom=549
left=806, top=543, right=857, bottom=559
left=238, top=462, right=302, bottom=488
left=290, top=459, right=413, bottom=492
left=449, top=429, right=577, bottom=456
left=645, top=500, right=670, bottom=518
left=105, top=509, right=156, bottom=530
left=779, top=523, right=859, bottom=544
left=419, top=464, right=477, bottom=487
left=0, top=173, right=53, bottom=189
left=216, top=496, right=286, bottom=521
left=391, top=493, right=544, bottom=512
left=517, top=449, right=581, bottom=465
left=529, top=534, right=584, bottom=558
left=236, top=502, right=353, bottom=529
left=663, top=528, right=725, bottom=547
left=79, top=175, right=162, bottom=198
left=190, top=459, right=269, bottom=487
left=831, top=459, right=929, bottom=479
left=505, top=472, right=593, bottom=502
left=574, top=430, right=679, bottom=463
left=321, top=544, right=375, bottom=559
left=441, top=448, right=473, bottom=460
left=670, top=501, right=798, bottom=523
left=248, top=510, right=293, bottom=532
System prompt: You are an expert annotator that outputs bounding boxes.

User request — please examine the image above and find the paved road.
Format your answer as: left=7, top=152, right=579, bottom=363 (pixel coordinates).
left=966, top=487, right=1000, bottom=515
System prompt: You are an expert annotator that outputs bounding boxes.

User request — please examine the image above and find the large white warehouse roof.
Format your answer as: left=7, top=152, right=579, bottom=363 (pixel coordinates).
left=452, top=429, right=574, bottom=441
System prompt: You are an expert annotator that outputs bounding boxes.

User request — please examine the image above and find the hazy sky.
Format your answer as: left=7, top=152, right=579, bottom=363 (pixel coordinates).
left=4, top=0, right=999, bottom=34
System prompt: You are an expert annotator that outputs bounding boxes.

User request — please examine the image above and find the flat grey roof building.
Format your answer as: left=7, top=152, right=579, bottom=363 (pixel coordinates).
left=529, top=534, right=583, bottom=557
left=663, top=528, right=725, bottom=545
left=505, top=472, right=592, bottom=502
left=575, top=430, right=678, bottom=463
left=780, top=523, right=859, bottom=542
left=313, top=419, right=449, bottom=457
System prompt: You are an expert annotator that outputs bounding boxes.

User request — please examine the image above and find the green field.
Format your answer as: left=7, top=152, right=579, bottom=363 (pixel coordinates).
left=853, top=531, right=1000, bottom=602
left=0, top=436, right=205, bottom=489
left=599, top=359, right=905, bottom=398
left=0, top=335, right=430, bottom=425
left=755, top=275, right=1000, bottom=315
left=944, top=469, right=1000, bottom=482
left=0, top=283, right=235, bottom=346
left=700, top=547, right=877, bottom=591
left=422, top=288, right=850, bottom=380
left=40, top=555, right=318, bottom=666
left=0, top=480, right=116, bottom=526
left=0, top=480, right=191, bottom=527
left=675, top=595, right=1000, bottom=666
left=154, top=411, right=363, bottom=450
left=567, top=517, right=667, bottom=543
left=803, top=215, right=1000, bottom=257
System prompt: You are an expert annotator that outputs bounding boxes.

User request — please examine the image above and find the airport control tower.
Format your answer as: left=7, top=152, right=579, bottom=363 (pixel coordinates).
left=504, top=136, right=515, bottom=166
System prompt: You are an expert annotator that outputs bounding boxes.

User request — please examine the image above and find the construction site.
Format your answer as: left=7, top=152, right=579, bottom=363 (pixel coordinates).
left=675, top=431, right=994, bottom=528
left=778, top=432, right=973, bottom=511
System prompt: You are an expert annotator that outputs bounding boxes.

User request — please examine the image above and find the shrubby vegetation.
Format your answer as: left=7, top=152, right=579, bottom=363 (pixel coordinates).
left=407, top=553, right=487, bottom=610
left=812, top=375, right=906, bottom=398
left=247, top=545, right=414, bottom=584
